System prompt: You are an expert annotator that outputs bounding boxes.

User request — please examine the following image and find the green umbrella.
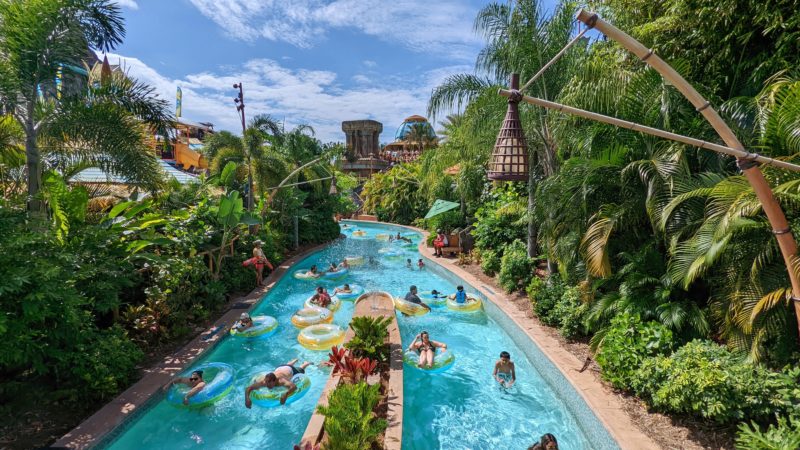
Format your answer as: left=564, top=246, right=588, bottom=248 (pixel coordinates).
left=424, top=199, right=460, bottom=219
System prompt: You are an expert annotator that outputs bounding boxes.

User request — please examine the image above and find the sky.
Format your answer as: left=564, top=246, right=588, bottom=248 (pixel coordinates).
left=104, top=0, right=506, bottom=144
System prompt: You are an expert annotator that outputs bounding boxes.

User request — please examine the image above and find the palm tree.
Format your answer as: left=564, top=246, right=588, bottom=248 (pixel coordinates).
left=0, top=0, right=172, bottom=213
left=403, top=122, right=435, bottom=156
left=428, top=0, right=586, bottom=257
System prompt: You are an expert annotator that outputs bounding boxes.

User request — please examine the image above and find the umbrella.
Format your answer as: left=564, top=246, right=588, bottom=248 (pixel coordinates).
left=424, top=199, right=460, bottom=219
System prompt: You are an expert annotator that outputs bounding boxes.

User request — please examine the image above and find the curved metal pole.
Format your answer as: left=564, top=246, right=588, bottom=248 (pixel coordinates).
left=574, top=9, right=800, bottom=336
left=264, top=155, right=327, bottom=211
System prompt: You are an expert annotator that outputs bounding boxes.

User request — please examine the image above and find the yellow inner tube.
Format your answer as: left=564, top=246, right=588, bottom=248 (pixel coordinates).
left=344, top=256, right=365, bottom=266
left=393, top=297, right=431, bottom=316
left=375, top=233, right=391, bottom=241
left=298, top=324, right=345, bottom=350
left=291, top=307, right=333, bottom=328
left=304, top=294, right=341, bottom=312
left=446, top=294, right=482, bottom=312
left=352, top=230, right=367, bottom=237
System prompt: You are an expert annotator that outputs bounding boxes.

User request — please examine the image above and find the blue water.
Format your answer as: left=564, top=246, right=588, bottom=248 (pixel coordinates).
left=103, top=221, right=617, bottom=450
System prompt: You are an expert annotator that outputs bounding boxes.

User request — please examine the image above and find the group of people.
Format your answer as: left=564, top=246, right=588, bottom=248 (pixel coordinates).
left=405, top=258, right=425, bottom=269
left=402, top=284, right=466, bottom=309
left=389, top=232, right=413, bottom=244
left=433, top=229, right=449, bottom=257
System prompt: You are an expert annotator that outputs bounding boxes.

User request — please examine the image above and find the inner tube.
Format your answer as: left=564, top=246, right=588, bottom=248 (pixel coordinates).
left=393, top=297, right=431, bottom=316
left=291, top=306, right=333, bottom=328
left=418, top=290, right=447, bottom=307
left=344, top=256, right=365, bottom=267
left=165, top=362, right=235, bottom=408
left=294, top=270, right=321, bottom=280
left=351, top=230, right=368, bottom=238
left=375, top=233, right=391, bottom=241
left=230, top=315, right=278, bottom=339
left=447, top=293, right=483, bottom=312
left=249, top=372, right=311, bottom=408
left=304, top=294, right=341, bottom=312
left=298, top=324, right=345, bottom=351
left=403, top=349, right=455, bottom=373
left=242, top=256, right=258, bottom=267
left=333, top=284, right=364, bottom=300
left=322, top=268, right=349, bottom=280
left=378, top=248, right=404, bottom=259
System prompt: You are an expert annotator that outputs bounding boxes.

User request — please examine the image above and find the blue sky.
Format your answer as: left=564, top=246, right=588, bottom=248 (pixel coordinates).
left=107, top=0, right=555, bottom=142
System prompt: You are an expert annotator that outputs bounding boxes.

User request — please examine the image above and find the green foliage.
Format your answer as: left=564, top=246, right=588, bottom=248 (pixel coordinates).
left=480, top=248, right=501, bottom=276
left=595, top=313, right=674, bottom=390
left=525, top=277, right=545, bottom=302
left=498, top=240, right=534, bottom=292
left=549, top=286, right=588, bottom=339
left=632, top=341, right=800, bottom=424
left=530, top=276, right=566, bottom=326
left=345, top=316, right=392, bottom=363
left=472, top=188, right=527, bottom=255
left=422, top=210, right=464, bottom=235
left=317, top=382, right=387, bottom=450
left=736, top=416, right=800, bottom=450
left=361, top=163, right=426, bottom=225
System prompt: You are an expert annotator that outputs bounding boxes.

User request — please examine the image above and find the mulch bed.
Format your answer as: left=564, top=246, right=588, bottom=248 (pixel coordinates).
left=456, top=260, right=736, bottom=450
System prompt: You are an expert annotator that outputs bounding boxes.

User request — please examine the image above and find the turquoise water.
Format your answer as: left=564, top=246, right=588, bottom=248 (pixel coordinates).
left=103, top=221, right=617, bottom=450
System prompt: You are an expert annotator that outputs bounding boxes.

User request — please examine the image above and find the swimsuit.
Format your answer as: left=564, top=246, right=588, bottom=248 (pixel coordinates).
left=277, top=364, right=305, bottom=376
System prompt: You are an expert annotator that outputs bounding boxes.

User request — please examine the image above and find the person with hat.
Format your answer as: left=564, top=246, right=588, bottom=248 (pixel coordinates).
left=253, top=240, right=273, bottom=286
left=232, top=312, right=254, bottom=332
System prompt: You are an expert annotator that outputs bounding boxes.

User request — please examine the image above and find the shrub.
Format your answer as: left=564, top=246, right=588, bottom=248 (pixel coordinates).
left=346, top=316, right=392, bottom=363
left=525, top=277, right=544, bottom=301
left=472, top=188, right=527, bottom=253
left=480, top=249, right=501, bottom=276
left=56, top=326, right=144, bottom=402
left=549, top=287, right=587, bottom=339
left=632, top=340, right=800, bottom=424
left=531, top=276, right=565, bottom=325
left=317, top=382, right=387, bottom=450
left=498, top=240, right=534, bottom=293
left=595, top=313, right=674, bottom=390
left=736, top=416, right=800, bottom=450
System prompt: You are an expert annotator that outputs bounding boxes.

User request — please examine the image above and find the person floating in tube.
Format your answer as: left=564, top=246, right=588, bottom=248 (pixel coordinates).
left=310, top=286, right=332, bottom=308
left=244, top=359, right=311, bottom=407
left=404, top=285, right=429, bottom=309
left=407, top=331, right=447, bottom=369
left=454, top=285, right=467, bottom=304
left=163, top=370, right=206, bottom=405
left=231, top=312, right=254, bottom=333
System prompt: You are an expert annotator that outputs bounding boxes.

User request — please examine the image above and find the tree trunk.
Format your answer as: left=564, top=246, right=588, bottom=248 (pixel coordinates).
left=527, top=149, right=538, bottom=258
left=24, top=108, right=42, bottom=213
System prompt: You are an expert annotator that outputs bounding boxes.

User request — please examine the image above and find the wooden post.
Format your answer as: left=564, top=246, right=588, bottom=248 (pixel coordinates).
left=293, top=216, right=299, bottom=250
left=573, top=9, right=800, bottom=336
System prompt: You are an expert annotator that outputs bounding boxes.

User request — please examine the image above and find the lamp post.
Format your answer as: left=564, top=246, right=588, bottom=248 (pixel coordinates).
left=233, top=82, right=254, bottom=211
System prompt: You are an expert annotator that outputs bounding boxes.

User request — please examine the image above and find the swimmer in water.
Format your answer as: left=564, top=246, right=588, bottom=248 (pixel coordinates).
left=407, top=331, right=447, bottom=369
left=493, top=351, right=516, bottom=388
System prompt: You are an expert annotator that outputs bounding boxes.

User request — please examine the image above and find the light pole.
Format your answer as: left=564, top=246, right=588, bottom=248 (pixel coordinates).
left=233, top=82, right=254, bottom=211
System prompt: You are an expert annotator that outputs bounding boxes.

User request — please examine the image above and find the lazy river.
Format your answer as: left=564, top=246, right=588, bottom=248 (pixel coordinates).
left=102, top=221, right=618, bottom=449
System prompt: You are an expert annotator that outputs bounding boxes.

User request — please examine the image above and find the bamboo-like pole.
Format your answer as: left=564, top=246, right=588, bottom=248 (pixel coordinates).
left=571, top=9, right=800, bottom=336
left=497, top=90, right=800, bottom=173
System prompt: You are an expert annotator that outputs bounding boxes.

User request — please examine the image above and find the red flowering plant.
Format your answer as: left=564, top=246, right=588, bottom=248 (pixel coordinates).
left=326, top=345, right=378, bottom=383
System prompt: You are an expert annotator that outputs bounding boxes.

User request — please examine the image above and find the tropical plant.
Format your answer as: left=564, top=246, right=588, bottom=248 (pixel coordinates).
left=361, top=163, right=426, bottom=224
left=326, top=347, right=379, bottom=384
left=317, top=382, right=387, bottom=450
left=346, top=316, right=392, bottom=362
left=498, top=239, right=534, bottom=292
left=736, top=416, right=800, bottom=450
left=595, top=313, right=674, bottom=389
left=633, top=340, right=800, bottom=424
left=0, top=0, right=174, bottom=212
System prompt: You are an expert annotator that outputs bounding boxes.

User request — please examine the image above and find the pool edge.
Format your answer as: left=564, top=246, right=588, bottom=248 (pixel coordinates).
left=346, top=220, right=660, bottom=450
left=52, top=237, right=342, bottom=450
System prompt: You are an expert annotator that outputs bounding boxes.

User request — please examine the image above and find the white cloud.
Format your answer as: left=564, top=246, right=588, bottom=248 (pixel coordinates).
left=101, top=52, right=470, bottom=142
left=352, top=74, right=371, bottom=84
left=187, top=0, right=481, bottom=59
left=362, top=60, right=377, bottom=68
left=115, top=0, right=138, bottom=9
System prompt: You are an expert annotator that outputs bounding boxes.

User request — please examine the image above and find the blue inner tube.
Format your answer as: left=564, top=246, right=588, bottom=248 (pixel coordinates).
left=250, top=373, right=311, bottom=408
left=165, top=362, right=235, bottom=408
left=333, top=284, right=364, bottom=300
left=323, top=268, right=349, bottom=279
